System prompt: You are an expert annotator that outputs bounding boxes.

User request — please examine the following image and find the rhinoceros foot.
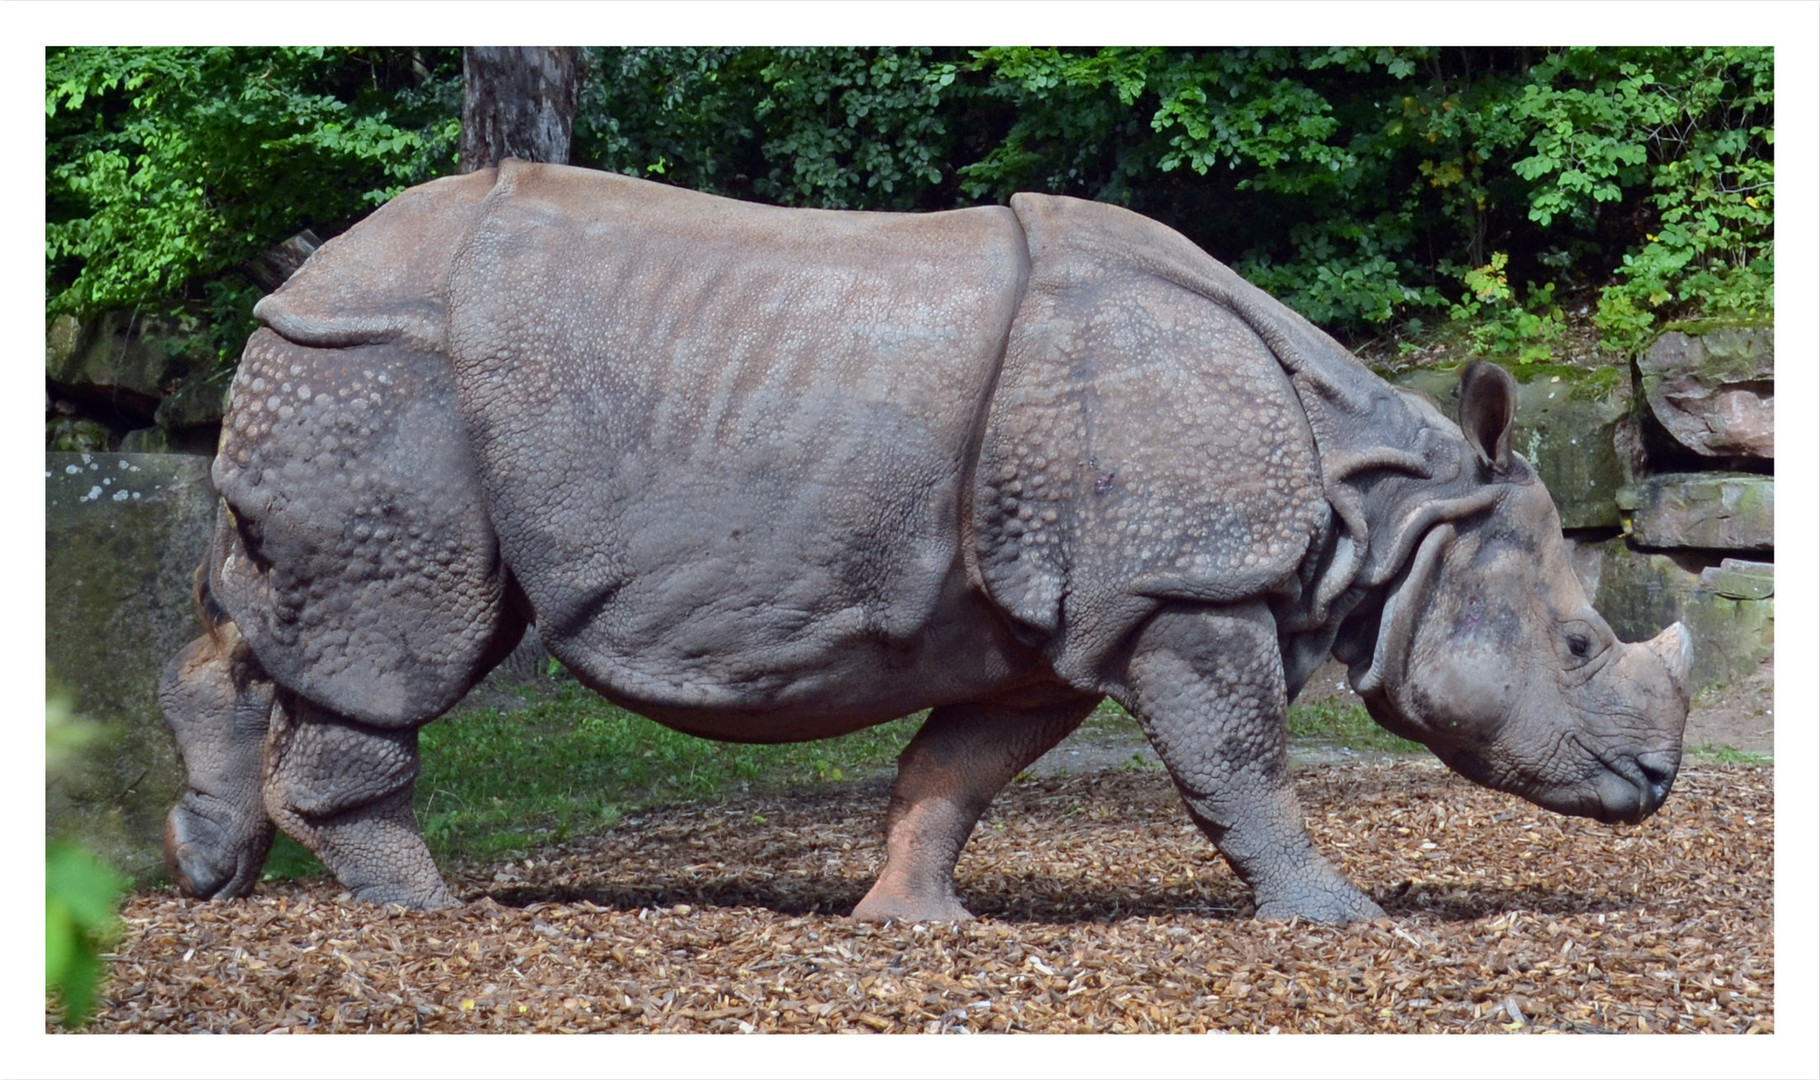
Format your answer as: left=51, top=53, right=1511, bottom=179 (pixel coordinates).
left=347, top=879, right=460, bottom=911
left=1252, top=884, right=1387, bottom=925
left=260, top=696, right=460, bottom=911
left=850, top=888, right=974, bottom=925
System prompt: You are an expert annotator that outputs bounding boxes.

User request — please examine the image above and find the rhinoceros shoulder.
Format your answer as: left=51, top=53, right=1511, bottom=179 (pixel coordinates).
left=975, top=194, right=1326, bottom=673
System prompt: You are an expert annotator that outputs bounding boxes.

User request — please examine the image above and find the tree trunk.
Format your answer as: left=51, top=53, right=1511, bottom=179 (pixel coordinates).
left=458, top=47, right=581, bottom=173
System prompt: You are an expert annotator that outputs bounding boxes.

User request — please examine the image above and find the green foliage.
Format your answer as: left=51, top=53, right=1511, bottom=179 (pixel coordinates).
left=1686, top=744, right=1770, bottom=766
left=46, top=690, right=126, bottom=1029
left=1286, top=699, right=1423, bottom=754
left=1445, top=252, right=1564, bottom=365
left=46, top=46, right=461, bottom=358
left=45, top=842, right=125, bottom=1028
left=45, top=46, right=1771, bottom=384
left=1511, top=48, right=1775, bottom=353
left=576, top=47, right=963, bottom=211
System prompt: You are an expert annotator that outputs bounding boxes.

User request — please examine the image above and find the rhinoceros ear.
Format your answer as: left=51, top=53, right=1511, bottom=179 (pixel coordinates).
left=1457, top=360, right=1516, bottom=473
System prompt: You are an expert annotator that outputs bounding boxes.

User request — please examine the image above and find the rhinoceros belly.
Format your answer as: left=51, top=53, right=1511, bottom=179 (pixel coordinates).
left=445, top=166, right=1035, bottom=732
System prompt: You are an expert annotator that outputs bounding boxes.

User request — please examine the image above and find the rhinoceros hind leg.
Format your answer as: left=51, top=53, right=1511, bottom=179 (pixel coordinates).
left=852, top=693, right=1097, bottom=923
left=161, top=625, right=278, bottom=899
left=1119, top=604, right=1385, bottom=925
left=263, top=694, right=457, bottom=909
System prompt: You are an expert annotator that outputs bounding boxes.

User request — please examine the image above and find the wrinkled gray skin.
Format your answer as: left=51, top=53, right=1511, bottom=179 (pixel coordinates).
left=163, top=163, right=1693, bottom=924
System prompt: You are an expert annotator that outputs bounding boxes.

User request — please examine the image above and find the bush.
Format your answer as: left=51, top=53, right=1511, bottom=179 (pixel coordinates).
left=46, top=47, right=1772, bottom=377
left=46, top=46, right=462, bottom=360
left=45, top=690, right=126, bottom=1029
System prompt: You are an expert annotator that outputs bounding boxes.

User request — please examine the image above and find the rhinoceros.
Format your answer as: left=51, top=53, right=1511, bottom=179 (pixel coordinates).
left=161, top=161, right=1692, bottom=924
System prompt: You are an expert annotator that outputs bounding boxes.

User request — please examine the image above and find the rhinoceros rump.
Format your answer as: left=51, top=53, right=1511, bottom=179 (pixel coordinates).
left=161, top=162, right=1691, bottom=923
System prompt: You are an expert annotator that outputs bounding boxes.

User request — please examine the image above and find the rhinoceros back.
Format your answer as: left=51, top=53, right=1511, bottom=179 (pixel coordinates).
left=445, top=164, right=1030, bottom=716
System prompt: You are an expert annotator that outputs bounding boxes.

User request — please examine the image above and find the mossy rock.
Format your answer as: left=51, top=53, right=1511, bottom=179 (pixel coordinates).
left=1391, top=364, right=1633, bottom=529
left=1616, top=473, right=1773, bottom=552
left=1573, top=538, right=1773, bottom=690
left=47, top=416, right=111, bottom=453
left=46, top=452, right=217, bottom=882
left=1636, top=326, right=1773, bottom=461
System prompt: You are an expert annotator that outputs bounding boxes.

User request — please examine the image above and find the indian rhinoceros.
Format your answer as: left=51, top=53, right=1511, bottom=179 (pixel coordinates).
left=161, top=161, right=1692, bottom=924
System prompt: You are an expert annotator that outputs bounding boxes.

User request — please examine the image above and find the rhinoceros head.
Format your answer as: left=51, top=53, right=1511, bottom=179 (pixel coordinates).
left=1347, top=361, right=1693, bottom=825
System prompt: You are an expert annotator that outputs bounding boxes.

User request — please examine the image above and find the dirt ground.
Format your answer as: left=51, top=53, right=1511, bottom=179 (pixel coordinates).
left=77, top=763, right=1774, bottom=1035
left=1681, top=656, right=1776, bottom=755
left=71, top=714, right=1776, bottom=1038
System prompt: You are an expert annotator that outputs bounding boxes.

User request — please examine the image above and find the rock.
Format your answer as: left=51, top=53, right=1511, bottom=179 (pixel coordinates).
left=1576, top=538, right=1773, bottom=689
left=1700, top=558, right=1773, bottom=602
left=46, top=452, right=217, bottom=881
left=46, top=416, right=111, bottom=452
left=244, top=229, right=323, bottom=292
left=119, top=427, right=176, bottom=454
left=1392, top=365, right=1632, bottom=528
left=1617, top=473, right=1773, bottom=552
left=153, top=369, right=234, bottom=431
left=47, top=312, right=175, bottom=417
left=45, top=313, right=85, bottom=374
left=1636, top=325, right=1773, bottom=460
left=46, top=309, right=219, bottom=430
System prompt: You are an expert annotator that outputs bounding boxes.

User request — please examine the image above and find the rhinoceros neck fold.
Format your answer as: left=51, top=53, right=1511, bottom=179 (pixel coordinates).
left=253, top=170, right=499, bottom=352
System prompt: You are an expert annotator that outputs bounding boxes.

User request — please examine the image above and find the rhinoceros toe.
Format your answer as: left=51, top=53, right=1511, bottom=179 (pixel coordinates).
left=850, top=889, right=974, bottom=925
left=1253, top=887, right=1386, bottom=925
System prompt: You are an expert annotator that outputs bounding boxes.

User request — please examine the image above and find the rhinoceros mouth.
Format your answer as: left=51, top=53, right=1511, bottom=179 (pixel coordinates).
left=1515, top=752, right=1675, bottom=826
left=1585, top=744, right=1677, bottom=824
left=1429, top=738, right=1674, bottom=826
left=164, top=791, right=272, bottom=900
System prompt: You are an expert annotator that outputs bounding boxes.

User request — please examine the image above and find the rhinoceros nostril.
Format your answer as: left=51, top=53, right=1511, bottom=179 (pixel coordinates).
left=1634, top=751, right=1678, bottom=807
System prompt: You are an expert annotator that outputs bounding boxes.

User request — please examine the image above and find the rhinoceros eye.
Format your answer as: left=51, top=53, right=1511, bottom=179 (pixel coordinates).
left=1559, top=619, right=1603, bottom=670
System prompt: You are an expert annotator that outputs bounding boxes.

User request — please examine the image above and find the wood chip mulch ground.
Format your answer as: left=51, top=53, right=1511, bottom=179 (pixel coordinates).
left=71, top=760, right=1772, bottom=1034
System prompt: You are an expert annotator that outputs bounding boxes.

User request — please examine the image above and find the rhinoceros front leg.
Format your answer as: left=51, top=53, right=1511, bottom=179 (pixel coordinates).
left=852, top=692, right=1098, bottom=923
left=262, top=694, right=456, bottom=909
left=162, top=624, right=278, bottom=899
left=1118, top=604, right=1385, bottom=924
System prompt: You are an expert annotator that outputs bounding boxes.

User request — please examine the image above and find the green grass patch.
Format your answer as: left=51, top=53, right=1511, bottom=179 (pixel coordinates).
left=411, top=680, right=919, bottom=868
left=1286, top=698, right=1423, bottom=754
left=1685, top=743, right=1771, bottom=766
left=1077, top=695, right=1421, bottom=756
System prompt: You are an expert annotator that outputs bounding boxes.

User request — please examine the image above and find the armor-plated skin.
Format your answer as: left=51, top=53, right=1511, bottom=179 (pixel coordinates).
left=163, top=163, right=1692, bottom=924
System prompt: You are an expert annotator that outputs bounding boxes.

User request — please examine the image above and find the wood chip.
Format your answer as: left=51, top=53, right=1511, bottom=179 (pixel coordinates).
left=63, top=761, right=1773, bottom=1033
